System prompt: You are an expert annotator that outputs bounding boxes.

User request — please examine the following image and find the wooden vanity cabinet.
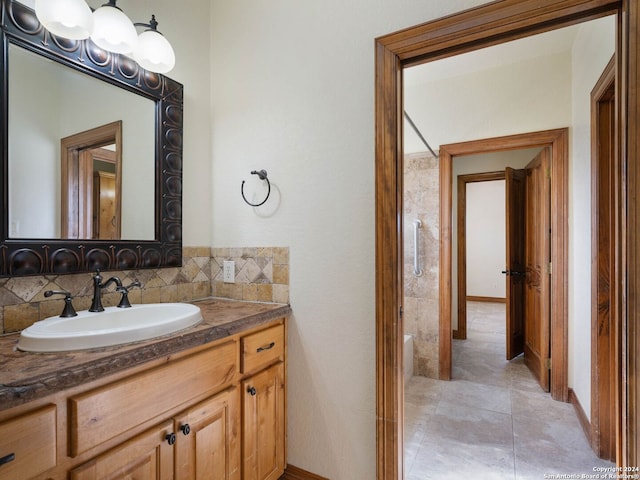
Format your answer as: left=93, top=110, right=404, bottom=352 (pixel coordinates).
left=70, top=421, right=175, bottom=480
left=241, top=324, right=286, bottom=480
left=71, top=388, right=241, bottom=480
left=0, top=316, right=286, bottom=480
left=242, top=363, right=285, bottom=480
left=0, top=405, right=57, bottom=479
left=173, top=387, right=241, bottom=480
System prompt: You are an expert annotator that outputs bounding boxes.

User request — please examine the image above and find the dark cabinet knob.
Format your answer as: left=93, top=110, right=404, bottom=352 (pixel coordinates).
left=180, top=424, right=191, bottom=436
left=247, top=386, right=257, bottom=396
left=165, top=433, right=176, bottom=445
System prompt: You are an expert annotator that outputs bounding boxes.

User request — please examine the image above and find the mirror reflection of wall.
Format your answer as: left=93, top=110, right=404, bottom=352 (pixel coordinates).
left=8, top=43, right=156, bottom=240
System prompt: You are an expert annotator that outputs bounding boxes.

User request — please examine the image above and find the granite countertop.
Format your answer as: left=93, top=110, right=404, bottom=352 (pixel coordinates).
left=0, top=298, right=291, bottom=412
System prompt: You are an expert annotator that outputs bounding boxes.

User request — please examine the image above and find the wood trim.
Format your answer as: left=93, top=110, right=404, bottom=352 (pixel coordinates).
left=591, top=55, right=617, bottom=461
left=375, top=2, right=631, bottom=478
left=280, top=464, right=330, bottom=480
left=379, top=0, right=619, bottom=67
left=620, top=0, right=637, bottom=467
left=375, top=38, right=404, bottom=480
left=438, top=128, right=569, bottom=401
left=456, top=171, right=506, bottom=340
left=569, top=388, right=593, bottom=448
left=467, top=296, right=507, bottom=304
left=60, top=121, right=123, bottom=240
left=439, top=153, right=452, bottom=380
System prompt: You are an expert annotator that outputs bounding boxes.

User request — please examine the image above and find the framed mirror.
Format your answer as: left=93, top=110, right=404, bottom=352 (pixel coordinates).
left=0, top=0, right=184, bottom=276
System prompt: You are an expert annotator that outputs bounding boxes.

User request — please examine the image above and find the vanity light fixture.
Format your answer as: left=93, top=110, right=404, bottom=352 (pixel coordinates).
left=35, top=0, right=176, bottom=74
left=34, top=0, right=93, bottom=40
left=133, top=16, right=176, bottom=74
left=89, top=0, right=138, bottom=55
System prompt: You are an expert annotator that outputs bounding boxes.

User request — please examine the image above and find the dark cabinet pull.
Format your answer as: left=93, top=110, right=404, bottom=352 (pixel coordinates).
left=247, top=386, right=257, bottom=396
left=165, top=433, right=176, bottom=445
left=0, top=453, right=15, bottom=466
left=257, top=342, right=275, bottom=353
left=180, top=424, right=191, bottom=436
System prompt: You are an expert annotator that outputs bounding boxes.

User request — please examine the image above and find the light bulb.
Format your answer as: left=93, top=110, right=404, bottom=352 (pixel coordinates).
left=90, top=3, right=138, bottom=54
left=35, top=0, right=93, bottom=40
left=134, top=29, right=175, bottom=74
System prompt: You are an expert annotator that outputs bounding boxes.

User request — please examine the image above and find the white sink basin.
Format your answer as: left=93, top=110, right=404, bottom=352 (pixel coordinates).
left=17, top=303, right=203, bottom=352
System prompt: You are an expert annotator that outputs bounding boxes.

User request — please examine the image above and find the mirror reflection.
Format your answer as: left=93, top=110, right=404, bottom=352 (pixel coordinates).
left=8, top=43, right=155, bottom=240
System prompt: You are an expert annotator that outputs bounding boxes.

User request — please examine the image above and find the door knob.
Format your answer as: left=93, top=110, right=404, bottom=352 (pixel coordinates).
left=501, top=270, right=510, bottom=276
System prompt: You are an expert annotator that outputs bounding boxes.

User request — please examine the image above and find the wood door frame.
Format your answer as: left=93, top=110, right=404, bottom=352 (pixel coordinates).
left=455, top=171, right=506, bottom=341
left=61, top=121, right=122, bottom=239
left=591, top=55, right=618, bottom=460
left=374, top=1, right=638, bottom=478
left=440, top=130, right=568, bottom=391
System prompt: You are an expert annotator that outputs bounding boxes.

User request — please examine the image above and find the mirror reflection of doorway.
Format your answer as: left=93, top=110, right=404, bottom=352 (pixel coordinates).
left=61, top=121, right=122, bottom=240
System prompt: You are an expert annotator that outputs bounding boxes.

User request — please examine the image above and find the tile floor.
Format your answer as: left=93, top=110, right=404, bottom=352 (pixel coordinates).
left=404, top=301, right=614, bottom=479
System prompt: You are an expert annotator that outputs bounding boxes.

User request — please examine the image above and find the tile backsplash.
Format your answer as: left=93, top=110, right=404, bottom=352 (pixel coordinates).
left=211, top=247, right=289, bottom=304
left=0, top=246, right=289, bottom=334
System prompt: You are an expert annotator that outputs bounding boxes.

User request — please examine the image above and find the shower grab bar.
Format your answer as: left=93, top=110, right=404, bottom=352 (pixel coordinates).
left=413, top=219, right=423, bottom=277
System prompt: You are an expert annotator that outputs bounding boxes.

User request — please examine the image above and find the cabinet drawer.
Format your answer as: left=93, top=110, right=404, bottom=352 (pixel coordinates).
left=241, top=324, right=284, bottom=374
left=70, top=420, right=174, bottom=480
left=70, top=341, right=237, bottom=457
left=0, top=405, right=56, bottom=480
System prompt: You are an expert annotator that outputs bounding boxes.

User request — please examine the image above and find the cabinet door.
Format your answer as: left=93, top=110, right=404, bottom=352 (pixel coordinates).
left=242, top=363, right=285, bottom=480
left=174, top=387, right=240, bottom=480
left=0, top=405, right=56, bottom=480
left=70, top=421, right=174, bottom=480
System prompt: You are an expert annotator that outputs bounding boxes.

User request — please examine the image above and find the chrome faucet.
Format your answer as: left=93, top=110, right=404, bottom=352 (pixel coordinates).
left=89, top=270, right=123, bottom=312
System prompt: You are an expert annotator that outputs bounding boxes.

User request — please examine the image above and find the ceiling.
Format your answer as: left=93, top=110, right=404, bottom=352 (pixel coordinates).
left=402, top=18, right=609, bottom=154
left=404, top=23, right=580, bottom=87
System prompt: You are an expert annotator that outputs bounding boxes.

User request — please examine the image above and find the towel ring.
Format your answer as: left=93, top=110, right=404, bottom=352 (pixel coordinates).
left=241, top=170, right=271, bottom=207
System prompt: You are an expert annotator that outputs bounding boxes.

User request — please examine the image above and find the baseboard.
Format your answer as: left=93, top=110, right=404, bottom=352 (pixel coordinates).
left=466, top=296, right=506, bottom=303
left=568, top=388, right=592, bottom=448
left=279, top=464, right=330, bottom=480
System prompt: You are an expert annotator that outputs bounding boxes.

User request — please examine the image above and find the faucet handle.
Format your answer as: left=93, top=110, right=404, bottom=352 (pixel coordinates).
left=44, top=290, right=77, bottom=318
left=116, top=280, right=142, bottom=308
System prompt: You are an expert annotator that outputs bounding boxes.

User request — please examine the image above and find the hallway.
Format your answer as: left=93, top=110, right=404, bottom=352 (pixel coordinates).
left=404, top=301, right=613, bottom=479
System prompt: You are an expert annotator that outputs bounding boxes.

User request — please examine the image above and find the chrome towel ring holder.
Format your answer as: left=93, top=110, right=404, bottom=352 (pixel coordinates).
left=241, top=169, right=271, bottom=207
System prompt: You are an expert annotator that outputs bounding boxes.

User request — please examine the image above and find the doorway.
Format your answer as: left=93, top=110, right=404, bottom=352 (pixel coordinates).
left=374, top=2, right=634, bottom=479
left=591, top=56, right=618, bottom=462
left=455, top=170, right=506, bottom=341
left=61, top=121, right=122, bottom=240
left=438, top=129, right=568, bottom=398
left=453, top=147, right=553, bottom=392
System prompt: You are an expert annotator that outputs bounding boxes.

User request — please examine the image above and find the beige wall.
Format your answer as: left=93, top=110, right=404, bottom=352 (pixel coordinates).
left=209, top=1, right=490, bottom=477
left=11, top=1, right=616, bottom=478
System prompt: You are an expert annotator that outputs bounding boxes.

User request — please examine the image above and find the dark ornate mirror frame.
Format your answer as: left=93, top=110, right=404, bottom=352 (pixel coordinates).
left=0, top=0, right=183, bottom=276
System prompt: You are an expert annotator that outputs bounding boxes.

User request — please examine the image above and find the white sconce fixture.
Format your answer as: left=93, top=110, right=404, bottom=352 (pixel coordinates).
left=133, top=16, right=175, bottom=74
left=34, top=0, right=93, bottom=40
left=90, top=0, right=138, bottom=55
left=35, top=0, right=176, bottom=74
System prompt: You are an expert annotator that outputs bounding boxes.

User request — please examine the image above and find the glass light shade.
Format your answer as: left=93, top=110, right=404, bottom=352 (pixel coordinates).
left=35, top=0, right=93, bottom=40
left=90, top=4, right=138, bottom=54
left=134, top=30, right=175, bottom=74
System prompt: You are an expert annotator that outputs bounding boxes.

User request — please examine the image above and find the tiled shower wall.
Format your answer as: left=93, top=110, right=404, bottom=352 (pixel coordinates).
left=404, top=151, right=440, bottom=378
left=0, top=246, right=290, bottom=334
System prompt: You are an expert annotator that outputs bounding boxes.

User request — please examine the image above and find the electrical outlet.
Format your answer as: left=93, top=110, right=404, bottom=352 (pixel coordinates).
left=223, top=261, right=235, bottom=283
